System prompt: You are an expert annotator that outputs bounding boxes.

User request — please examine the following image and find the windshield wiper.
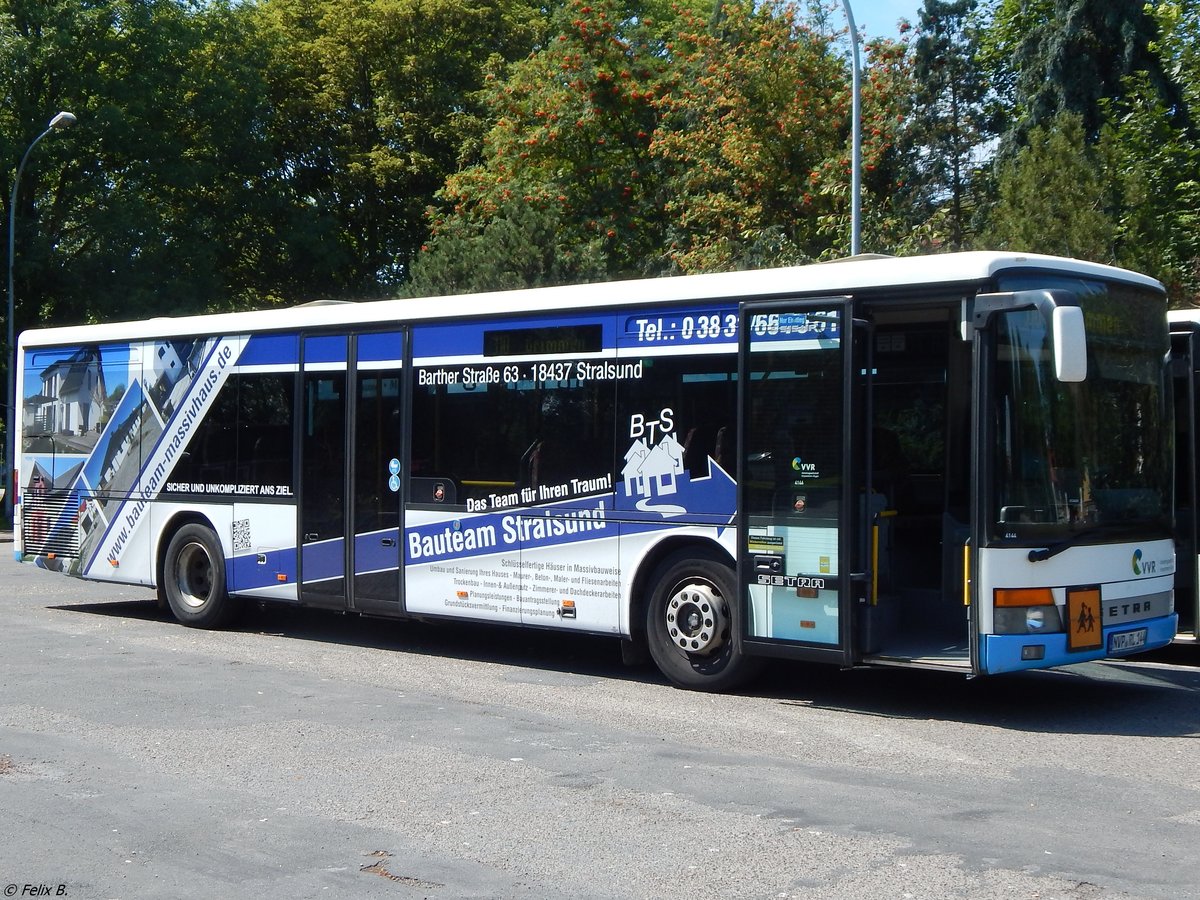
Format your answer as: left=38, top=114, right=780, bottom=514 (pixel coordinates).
left=1026, top=522, right=1154, bottom=562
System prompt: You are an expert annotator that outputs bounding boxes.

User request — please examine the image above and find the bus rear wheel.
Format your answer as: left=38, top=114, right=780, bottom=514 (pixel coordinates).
left=646, top=553, right=762, bottom=691
left=162, top=523, right=242, bottom=628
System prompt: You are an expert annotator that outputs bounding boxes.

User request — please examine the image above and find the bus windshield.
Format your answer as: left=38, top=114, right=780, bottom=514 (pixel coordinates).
left=989, top=280, right=1170, bottom=542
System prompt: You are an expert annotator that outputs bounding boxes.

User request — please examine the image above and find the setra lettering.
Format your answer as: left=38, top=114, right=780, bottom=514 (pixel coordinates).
left=1108, top=601, right=1152, bottom=617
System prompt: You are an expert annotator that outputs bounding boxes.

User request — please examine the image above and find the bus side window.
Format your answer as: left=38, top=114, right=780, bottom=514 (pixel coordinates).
left=409, top=361, right=614, bottom=510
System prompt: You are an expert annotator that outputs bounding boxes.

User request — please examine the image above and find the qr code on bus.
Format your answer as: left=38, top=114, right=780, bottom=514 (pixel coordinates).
left=232, top=518, right=251, bottom=553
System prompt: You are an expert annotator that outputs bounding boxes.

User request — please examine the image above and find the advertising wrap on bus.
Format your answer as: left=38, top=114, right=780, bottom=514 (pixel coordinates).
left=403, top=445, right=739, bottom=632
left=14, top=252, right=1179, bottom=690
left=21, top=336, right=242, bottom=577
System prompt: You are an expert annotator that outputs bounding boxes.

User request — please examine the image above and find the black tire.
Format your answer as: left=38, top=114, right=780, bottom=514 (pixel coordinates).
left=161, top=523, right=242, bottom=628
left=645, top=552, right=763, bottom=691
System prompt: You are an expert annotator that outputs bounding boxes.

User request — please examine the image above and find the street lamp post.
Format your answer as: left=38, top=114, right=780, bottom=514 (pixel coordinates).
left=6, top=110, right=76, bottom=525
left=840, top=0, right=862, bottom=257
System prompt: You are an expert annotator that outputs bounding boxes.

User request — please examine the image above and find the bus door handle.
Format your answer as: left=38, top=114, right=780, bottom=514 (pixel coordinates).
left=304, top=532, right=319, bottom=542
left=380, top=537, right=396, bottom=547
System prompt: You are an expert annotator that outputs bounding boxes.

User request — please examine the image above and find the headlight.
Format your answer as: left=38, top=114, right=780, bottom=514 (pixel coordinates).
left=994, top=604, right=1064, bottom=634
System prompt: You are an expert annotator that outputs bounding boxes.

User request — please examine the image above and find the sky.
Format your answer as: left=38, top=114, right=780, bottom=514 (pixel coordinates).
left=848, top=0, right=923, bottom=40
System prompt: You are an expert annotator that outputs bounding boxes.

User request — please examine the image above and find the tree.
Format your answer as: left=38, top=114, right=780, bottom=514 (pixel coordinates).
left=901, top=0, right=988, bottom=250
left=409, top=0, right=670, bottom=292
left=851, top=34, right=919, bottom=255
left=653, top=0, right=848, bottom=271
left=1152, top=0, right=1200, bottom=116
left=979, top=111, right=1114, bottom=261
left=255, top=0, right=543, bottom=298
left=981, top=0, right=1183, bottom=151
left=1, top=0, right=282, bottom=327
left=405, top=198, right=607, bottom=296
left=1136, top=0, right=1200, bottom=304
left=1099, top=72, right=1200, bottom=305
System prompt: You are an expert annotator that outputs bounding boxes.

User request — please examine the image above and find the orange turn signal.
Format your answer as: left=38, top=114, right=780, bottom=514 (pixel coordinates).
left=994, top=587, right=1054, bottom=608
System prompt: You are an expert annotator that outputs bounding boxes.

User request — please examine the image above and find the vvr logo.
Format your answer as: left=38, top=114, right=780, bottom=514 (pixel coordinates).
left=1132, top=548, right=1157, bottom=576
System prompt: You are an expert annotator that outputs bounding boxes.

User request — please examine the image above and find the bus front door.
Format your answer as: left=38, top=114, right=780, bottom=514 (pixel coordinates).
left=739, top=299, right=860, bottom=666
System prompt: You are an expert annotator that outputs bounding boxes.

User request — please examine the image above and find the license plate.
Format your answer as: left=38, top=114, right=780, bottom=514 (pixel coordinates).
left=1108, top=628, right=1147, bottom=654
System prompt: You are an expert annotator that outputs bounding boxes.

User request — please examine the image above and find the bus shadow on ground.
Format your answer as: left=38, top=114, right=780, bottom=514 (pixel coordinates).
left=757, top=657, right=1200, bottom=738
left=53, top=596, right=1200, bottom=736
left=51, top=596, right=667, bottom=686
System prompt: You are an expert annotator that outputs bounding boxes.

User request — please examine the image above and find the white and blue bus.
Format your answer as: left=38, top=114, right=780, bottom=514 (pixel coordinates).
left=16, top=252, right=1176, bottom=689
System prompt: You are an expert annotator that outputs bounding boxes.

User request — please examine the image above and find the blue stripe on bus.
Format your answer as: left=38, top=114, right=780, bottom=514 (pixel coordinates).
left=228, top=532, right=398, bottom=593
left=354, top=528, right=401, bottom=571
left=304, top=335, right=347, bottom=364
left=302, top=536, right=345, bottom=582
left=358, top=332, right=403, bottom=363
left=981, top=613, right=1178, bottom=674
left=240, top=333, right=299, bottom=367
left=229, top=548, right=298, bottom=592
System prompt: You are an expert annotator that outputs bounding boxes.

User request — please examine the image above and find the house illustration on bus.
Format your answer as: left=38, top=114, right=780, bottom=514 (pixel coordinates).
left=623, top=432, right=686, bottom=514
left=24, top=347, right=106, bottom=441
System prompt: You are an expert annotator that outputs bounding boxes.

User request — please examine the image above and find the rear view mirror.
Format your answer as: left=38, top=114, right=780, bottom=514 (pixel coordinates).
left=966, top=289, right=1088, bottom=383
left=1052, top=306, right=1086, bottom=382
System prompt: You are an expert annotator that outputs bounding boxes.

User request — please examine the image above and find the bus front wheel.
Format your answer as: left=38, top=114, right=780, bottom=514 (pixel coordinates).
left=645, top=554, right=762, bottom=691
left=162, top=523, right=242, bottom=629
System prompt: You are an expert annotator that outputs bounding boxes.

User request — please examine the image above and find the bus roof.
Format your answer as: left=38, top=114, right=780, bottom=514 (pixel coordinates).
left=19, top=250, right=1164, bottom=348
left=1168, top=308, right=1200, bottom=325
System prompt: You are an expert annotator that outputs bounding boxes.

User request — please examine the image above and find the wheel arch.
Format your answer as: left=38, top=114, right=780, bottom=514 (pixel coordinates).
left=155, top=511, right=223, bottom=593
left=627, top=535, right=735, bottom=647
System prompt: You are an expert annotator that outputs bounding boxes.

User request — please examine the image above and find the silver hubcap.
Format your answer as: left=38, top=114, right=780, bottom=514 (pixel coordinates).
left=664, top=579, right=727, bottom=655
left=174, top=541, right=213, bottom=610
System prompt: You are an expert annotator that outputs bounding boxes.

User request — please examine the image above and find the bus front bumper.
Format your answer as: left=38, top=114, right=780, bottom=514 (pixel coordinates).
left=982, top=613, right=1178, bottom=674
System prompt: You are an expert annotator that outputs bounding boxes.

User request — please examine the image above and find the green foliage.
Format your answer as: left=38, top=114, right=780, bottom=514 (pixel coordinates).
left=850, top=34, right=927, bottom=255
left=4, top=0, right=1200, bottom=321
left=253, top=0, right=543, bottom=297
left=2, top=0, right=280, bottom=329
left=902, top=0, right=988, bottom=249
left=406, top=198, right=607, bottom=295
left=416, top=0, right=670, bottom=289
left=1099, top=72, right=1200, bottom=304
left=654, top=0, right=846, bottom=271
left=1152, top=0, right=1200, bottom=115
left=1, top=0, right=544, bottom=332
left=415, top=0, right=918, bottom=282
left=974, top=0, right=1052, bottom=141
left=983, top=0, right=1182, bottom=152
left=978, top=111, right=1115, bottom=261
left=971, top=0, right=1200, bottom=302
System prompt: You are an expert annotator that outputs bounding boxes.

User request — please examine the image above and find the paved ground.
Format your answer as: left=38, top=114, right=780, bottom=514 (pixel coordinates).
left=2, top=547, right=1200, bottom=899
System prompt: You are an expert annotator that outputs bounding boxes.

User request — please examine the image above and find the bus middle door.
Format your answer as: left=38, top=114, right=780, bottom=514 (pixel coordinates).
left=299, top=334, right=348, bottom=608
left=349, top=332, right=404, bottom=614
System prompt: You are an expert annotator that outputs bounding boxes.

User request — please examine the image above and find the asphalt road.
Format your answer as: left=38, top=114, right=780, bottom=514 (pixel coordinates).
left=2, top=552, right=1200, bottom=899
